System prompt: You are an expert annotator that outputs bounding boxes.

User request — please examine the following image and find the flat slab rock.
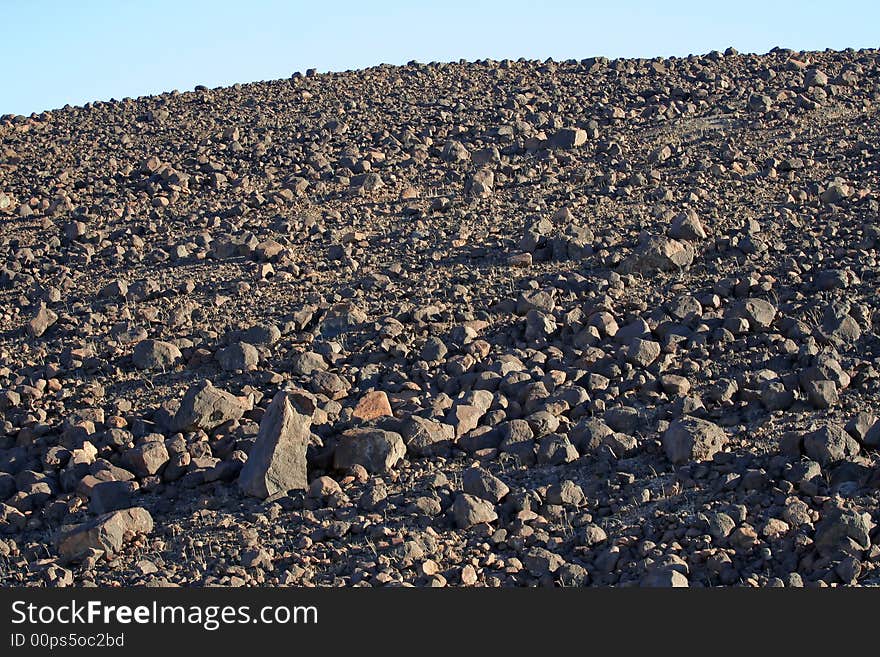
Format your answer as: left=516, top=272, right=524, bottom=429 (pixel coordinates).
left=57, top=507, right=154, bottom=561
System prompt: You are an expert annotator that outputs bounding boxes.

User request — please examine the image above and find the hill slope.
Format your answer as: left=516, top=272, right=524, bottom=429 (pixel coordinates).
left=1, top=47, right=880, bottom=587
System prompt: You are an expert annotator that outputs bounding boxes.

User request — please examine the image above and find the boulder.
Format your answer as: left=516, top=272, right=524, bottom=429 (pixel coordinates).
left=238, top=391, right=311, bottom=498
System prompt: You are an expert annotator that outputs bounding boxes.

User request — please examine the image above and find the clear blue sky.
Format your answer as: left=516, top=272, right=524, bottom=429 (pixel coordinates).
left=2, top=0, right=877, bottom=116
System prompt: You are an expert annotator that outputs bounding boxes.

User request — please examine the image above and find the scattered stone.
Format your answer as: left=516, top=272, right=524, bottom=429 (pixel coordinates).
left=2, top=47, right=879, bottom=589
left=669, top=211, right=707, bottom=241
left=401, top=416, right=454, bottom=456
left=523, top=548, right=565, bottom=576
left=732, top=298, right=776, bottom=330
left=802, top=425, right=860, bottom=465
left=333, top=428, right=405, bottom=474
left=814, top=508, right=873, bottom=553
left=641, top=569, right=689, bottom=587
left=662, top=417, right=728, bottom=464
left=625, top=338, right=661, bottom=368
left=620, top=236, right=694, bottom=274
left=352, top=391, right=393, bottom=421
left=132, top=340, right=182, bottom=370
left=125, top=440, right=169, bottom=477
left=453, top=493, right=497, bottom=529
left=550, top=128, right=587, bottom=149
left=26, top=304, right=58, bottom=338
left=57, top=508, right=154, bottom=561
left=217, top=342, right=259, bottom=371
left=173, top=381, right=251, bottom=432
left=462, top=467, right=509, bottom=502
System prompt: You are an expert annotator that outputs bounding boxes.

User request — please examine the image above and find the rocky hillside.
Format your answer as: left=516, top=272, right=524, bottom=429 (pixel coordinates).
left=1, top=46, right=880, bottom=587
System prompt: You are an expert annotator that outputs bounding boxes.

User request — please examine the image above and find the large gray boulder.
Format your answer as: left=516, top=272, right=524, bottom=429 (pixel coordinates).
left=239, top=391, right=311, bottom=499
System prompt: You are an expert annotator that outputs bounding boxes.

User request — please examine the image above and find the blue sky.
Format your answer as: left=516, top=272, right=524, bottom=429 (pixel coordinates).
left=2, top=0, right=877, bottom=116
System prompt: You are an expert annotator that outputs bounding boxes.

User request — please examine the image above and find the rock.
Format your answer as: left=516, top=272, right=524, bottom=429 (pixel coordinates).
left=132, top=340, right=182, bottom=370
left=0, top=191, right=16, bottom=213
left=442, top=140, right=470, bottom=163
left=660, top=374, right=691, bottom=396
left=507, top=253, right=533, bottom=268
left=57, top=507, right=154, bottom=561
left=238, top=391, right=311, bottom=498
left=452, top=493, right=497, bottom=529
left=669, top=211, right=707, bottom=241
left=89, top=481, right=135, bottom=514
left=173, top=381, right=251, bottom=432
left=805, top=68, right=828, bottom=87
left=125, top=440, right=169, bottom=477
left=319, top=302, right=368, bottom=337
left=814, top=508, right=873, bottom=553
left=820, top=182, right=851, bottom=205
left=748, top=93, right=772, bottom=112
left=525, top=309, right=557, bottom=338
left=333, top=428, right=405, bottom=474
left=557, top=563, right=589, bottom=586
left=800, top=358, right=851, bottom=392
left=216, top=342, right=259, bottom=371
left=401, top=416, right=454, bottom=456
left=732, top=298, right=776, bottom=329
left=845, top=412, right=876, bottom=443
left=26, top=304, right=58, bottom=338
left=814, top=269, right=848, bottom=291
left=804, top=380, right=838, bottom=409
left=570, top=418, right=613, bottom=453
left=641, top=569, right=689, bottom=587
left=289, top=351, right=327, bottom=375
left=625, top=338, right=661, bottom=368
left=352, top=391, right=393, bottom=421
left=537, top=434, right=580, bottom=464
left=4, top=45, right=880, bottom=589
left=662, top=417, right=728, bottom=464
left=522, top=547, right=565, bottom=576
left=0, top=504, right=26, bottom=533
left=821, top=305, right=861, bottom=343
left=517, top=289, right=555, bottom=314
left=550, top=128, right=587, bottom=149
left=462, top=467, right=509, bottom=502
left=420, top=337, right=448, bottom=362
left=310, top=371, right=349, bottom=399
left=445, top=404, right=485, bottom=437
left=308, top=475, right=342, bottom=498
left=620, top=236, right=694, bottom=274
left=460, top=564, right=479, bottom=586
left=241, top=324, right=281, bottom=346
left=466, top=168, right=494, bottom=197
left=546, top=480, right=586, bottom=506
left=862, top=419, right=880, bottom=449
left=100, top=279, right=128, bottom=298
left=802, top=425, right=860, bottom=465
left=580, top=524, right=607, bottom=546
